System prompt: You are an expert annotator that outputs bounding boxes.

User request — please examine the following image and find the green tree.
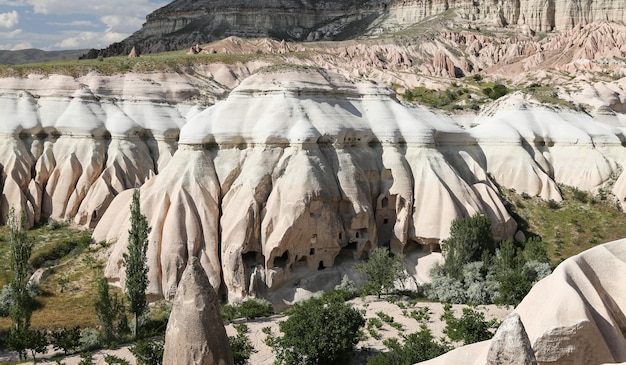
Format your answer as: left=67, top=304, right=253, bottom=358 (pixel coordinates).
left=444, top=214, right=495, bottom=280
left=355, top=247, right=407, bottom=298
left=495, top=271, right=532, bottom=306
left=25, top=329, right=49, bottom=364
left=266, top=294, right=365, bottom=365
left=94, top=277, right=124, bottom=343
left=6, top=208, right=35, bottom=360
left=50, top=326, right=81, bottom=355
left=123, top=190, right=150, bottom=339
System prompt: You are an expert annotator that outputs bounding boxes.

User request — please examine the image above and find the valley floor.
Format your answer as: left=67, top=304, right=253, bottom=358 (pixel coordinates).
left=0, top=297, right=512, bottom=365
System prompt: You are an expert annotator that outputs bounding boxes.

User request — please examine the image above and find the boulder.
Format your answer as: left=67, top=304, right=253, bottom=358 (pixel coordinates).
left=486, top=313, right=536, bottom=365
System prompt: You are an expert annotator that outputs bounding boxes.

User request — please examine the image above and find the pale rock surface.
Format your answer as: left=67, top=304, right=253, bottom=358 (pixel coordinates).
left=486, top=313, right=536, bottom=365
left=95, top=68, right=518, bottom=300
left=163, top=256, right=234, bottom=365
left=418, top=238, right=626, bottom=365
left=3, top=63, right=626, bottom=300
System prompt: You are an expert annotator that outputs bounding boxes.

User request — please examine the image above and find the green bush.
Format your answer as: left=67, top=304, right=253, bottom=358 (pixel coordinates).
left=237, top=298, right=273, bottom=320
left=366, top=325, right=450, bottom=365
left=130, top=339, right=163, bottom=365
left=79, top=328, right=101, bottom=351
left=495, top=271, right=532, bottom=306
left=50, top=326, right=81, bottom=355
left=266, top=294, right=365, bottom=365
left=78, top=352, right=94, bottom=365
left=30, top=234, right=92, bottom=268
left=104, top=354, right=130, bottom=365
left=441, top=306, right=498, bottom=345
left=229, top=324, right=253, bottom=365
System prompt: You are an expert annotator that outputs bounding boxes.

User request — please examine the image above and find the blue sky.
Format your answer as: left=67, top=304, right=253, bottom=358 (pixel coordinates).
left=0, top=0, right=168, bottom=50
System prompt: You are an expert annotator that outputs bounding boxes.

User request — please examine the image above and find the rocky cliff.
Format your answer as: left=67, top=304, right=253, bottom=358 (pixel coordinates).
left=90, top=0, right=626, bottom=57
left=3, top=62, right=626, bottom=301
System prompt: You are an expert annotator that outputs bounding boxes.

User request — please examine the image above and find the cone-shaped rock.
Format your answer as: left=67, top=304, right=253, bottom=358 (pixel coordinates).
left=163, top=256, right=234, bottom=365
left=486, top=312, right=536, bottom=365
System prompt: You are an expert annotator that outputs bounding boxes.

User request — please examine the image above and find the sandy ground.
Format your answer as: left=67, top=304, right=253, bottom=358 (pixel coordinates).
left=0, top=297, right=512, bottom=364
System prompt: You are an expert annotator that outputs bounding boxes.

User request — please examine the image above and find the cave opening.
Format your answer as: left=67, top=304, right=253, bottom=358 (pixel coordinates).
left=273, top=251, right=289, bottom=269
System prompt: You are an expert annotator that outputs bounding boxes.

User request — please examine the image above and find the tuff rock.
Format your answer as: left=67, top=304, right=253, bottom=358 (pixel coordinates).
left=163, top=256, right=234, bottom=365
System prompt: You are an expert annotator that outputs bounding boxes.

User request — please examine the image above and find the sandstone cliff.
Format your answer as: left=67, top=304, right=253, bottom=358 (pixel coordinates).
left=90, top=0, right=626, bottom=57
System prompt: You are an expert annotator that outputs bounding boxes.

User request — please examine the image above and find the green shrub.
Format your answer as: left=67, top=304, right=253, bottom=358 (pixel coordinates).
left=237, top=298, right=273, bottom=320
left=229, top=324, right=253, bottom=365
left=522, top=237, right=549, bottom=263
left=130, top=339, right=164, bottom=365
left=367, top=317, right=383, bottom=329
left=50, top=326, right=81, bottom=355
left=409, top=307, right=431, bottom=323
left=266, top=294, right=365, bottom=365
left=78, top=352, right=94, bottom=365
left=547, top=199, right=560, bottom=209
left=30, top=237, right=89, bottom=268
left=79, top=328, right=101, bottom=351
left=104, top=354, right=130, bottom=365
left=495, top=271, right=532, bottom=306
left=366, top=325, right=450, bottom=365
left=221, top=304, right=239, bottom=323
left=441, top=306, right=498, bottom=345
left=376, top=311, right=394, bottom=323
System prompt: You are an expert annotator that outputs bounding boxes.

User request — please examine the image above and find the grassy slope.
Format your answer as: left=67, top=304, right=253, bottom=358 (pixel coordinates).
left=503, top=186, right=626, bottom=264
left=0, top=224, right=112, bottom=330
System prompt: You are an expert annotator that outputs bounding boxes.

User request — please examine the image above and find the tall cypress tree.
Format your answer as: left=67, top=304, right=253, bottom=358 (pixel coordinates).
left=7, top=208, right=35, bottom=360
left=123, top=190, right=150, bottom=339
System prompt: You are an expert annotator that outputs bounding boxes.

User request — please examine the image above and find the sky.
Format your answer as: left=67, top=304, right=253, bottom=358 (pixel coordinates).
left=0, top=0, right=168, bottom=51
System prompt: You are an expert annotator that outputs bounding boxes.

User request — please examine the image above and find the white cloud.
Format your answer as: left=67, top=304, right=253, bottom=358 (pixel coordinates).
left=0, top=0, right=28, bottom=5
left=55, top=30, right=127, bottom=49
left=27, top=0, right=167, bottom=16
left=6, top=41, right=32, bottom=50
left=48, top=20, right=98, bottom=27
left=101, top=15, right=144, bottom=34
left=0, top=28, right=21, bottom=38
left=0, top=10, right=19, bottom=28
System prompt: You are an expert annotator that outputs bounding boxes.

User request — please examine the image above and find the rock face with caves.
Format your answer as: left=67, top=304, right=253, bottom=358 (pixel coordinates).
left=419, top=238, right=626, bottom=365
left=91, top=0, right=626, bottom=56
left=2, top=66, right=626, bottom=302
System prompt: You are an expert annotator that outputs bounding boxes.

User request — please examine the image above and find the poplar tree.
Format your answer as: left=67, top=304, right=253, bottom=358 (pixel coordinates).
left=123, top=190, right=150, bottom=339
left=7, top=208, right=35, bottom=360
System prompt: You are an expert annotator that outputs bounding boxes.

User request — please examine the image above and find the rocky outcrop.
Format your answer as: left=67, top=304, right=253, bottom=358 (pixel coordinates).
left=93, top=68, right=521, bottom=300
left=486, top=313, right=536, bottom=365
left=87, top=0, right=626, bottom=57
left=419, top=238, right=626, bottom=365
left=163, top=256, right=234, bottom=365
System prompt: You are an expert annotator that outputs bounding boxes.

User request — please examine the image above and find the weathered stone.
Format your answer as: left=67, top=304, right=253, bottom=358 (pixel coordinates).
left=486, top=313, right=536, bottom=365
left=163, top=256, right=234, bottom=365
